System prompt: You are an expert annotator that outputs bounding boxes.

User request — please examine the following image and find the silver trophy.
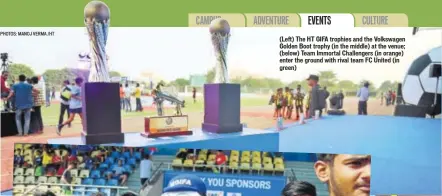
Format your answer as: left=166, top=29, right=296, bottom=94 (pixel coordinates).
left=209, top=18, right=231, bottom=83
left=84, top=1, right=111, bottom=82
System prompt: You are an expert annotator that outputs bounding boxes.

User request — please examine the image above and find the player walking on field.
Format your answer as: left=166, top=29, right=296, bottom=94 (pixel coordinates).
left=57, top=77, right=84, bottom=135
left=294, top=85, right=305, bottom=120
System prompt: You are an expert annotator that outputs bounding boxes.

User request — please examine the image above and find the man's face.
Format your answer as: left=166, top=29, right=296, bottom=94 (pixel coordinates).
left=307, top=79, right=313, bottom=86
left=2, top=72, right=8, bottom=79
left=314, top=154, right=371, bottom=196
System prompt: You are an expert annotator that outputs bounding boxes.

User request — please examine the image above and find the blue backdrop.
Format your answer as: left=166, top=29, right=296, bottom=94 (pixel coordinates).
left=163, top=171, right=287, bottom=196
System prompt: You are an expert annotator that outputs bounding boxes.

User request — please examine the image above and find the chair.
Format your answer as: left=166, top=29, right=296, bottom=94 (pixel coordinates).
left=23, top=149, right=33, bottom=156
left=60, top=149, right=68, bottom=156
left=207, top=154, right=216, bottom=162
left=110, top=164, right=118, bottom=171
left=13, top=185, right=25, bottom=194
left=86, top=187, right=100, bottom=194
left=99, top=163, right=109, bottom=171
left=100, top=188, right=112, bottom=195
left=48, top=176, right=59, bottom=184
left=197, top=153, right=207, bottom=161
left=36, top=185, right=48, bottom=193
left=122, top=152, right=131, bottom=159
left=263, top=163, right=274, bottom=174
left=36, top=176, right=48, bottom=184
left=199, top=149, right=209, bottom=155
left=241, top=151, right=251, bottom=157
left=240, top=156, right=250, bottom=163
left=240, top=163, right=250, bottom=173
left=124, top=165, right=133, bottom=173
left=77, top=163, right=86, bottom=169
left=252, top=151, right=261, bottom=158
left=13, top=175, right=25, bottom=184
left=79, top=169, right=90, bottom=178
left=252, top=157, right=261, bottom=164
left=107, top=179, right=119, bottom=186
left=70, top=169, right=79, bottom=177
left=14, top=168, right=24, bottom=176
left=263, top=157, right=272, bottom=165
left=90, top=170, right=101, bottom=179
left=230, top=156, right=239, bottom=163
left=252, top=163, right=262, bottom=173
left=111, top=151, right=120, bottom=159
left=274, top=163, right=285, bottom=175
left=134, top=151, right=142, bottom=160
left=82, top=178, right=94, bottom=185
left=194, top=160, right=205, bottom=171
left=24, top=168, right=34, bottom=176
left=25, top=185, right=36, bottom=194
left=230, top=150, right=240, bottom=157
left=15, top=144, right=23, bottom=150
left=183, top=159, right=194, bottom=170
left=23, top=144, right=32, bottom=149
left=49, top=186, right=63, bottom=195
left=94, top=178, right=106, bottom=186
left=206, top=160, right=215, bottom=170
left=71, top=177, right=82, bottom=185
left=128, top=158, right=137, bottom=166
left=24, top=176, right=35, bottom=184
left=103, top=170, right=113, bottom=178
left=263, top=152, right=270, bottom=158
left=229, top=161, right=239, bottom=171
left=172, top=159, right=183, bottom=170
left=274, top=157, right=284, bottom=165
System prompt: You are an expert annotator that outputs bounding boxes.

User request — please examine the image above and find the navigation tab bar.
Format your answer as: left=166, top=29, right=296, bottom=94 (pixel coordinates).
left=353, top=14, right=408, bottom=27
left=244, top=14, right=300, bottom=27
left=188, top=13, right=246, bottom=27
left=299, top=14, right=355, bottom=28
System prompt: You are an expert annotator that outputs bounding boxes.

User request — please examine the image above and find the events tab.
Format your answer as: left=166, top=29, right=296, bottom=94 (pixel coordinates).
left=299, top=14, right=354, bottom=28
left=244, top=14, right=300, bottom=27
left=353, top=14, right=408, bottom=27
left=188, top=14, right=246, bottom=27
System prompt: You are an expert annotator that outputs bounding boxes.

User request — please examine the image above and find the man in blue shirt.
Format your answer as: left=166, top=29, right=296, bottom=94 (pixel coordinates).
left=356, top=82, right=370, bottom=115
left=57, top=77, right=83, bottom=135
left=4, top=74, right=38, bottom=136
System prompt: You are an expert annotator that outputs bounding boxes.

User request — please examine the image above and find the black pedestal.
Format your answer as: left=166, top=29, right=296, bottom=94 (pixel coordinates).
left=202, top=83, right=243, bottom=133
left=394, top=104, right=427, bottom=118
left=81, top=82, right=124, bottom=144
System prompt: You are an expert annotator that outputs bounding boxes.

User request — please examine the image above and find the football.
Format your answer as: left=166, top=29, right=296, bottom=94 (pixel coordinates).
left=84, top=1, right=110, bottom=22
left=209, top=18, right=230, bottom=35
left=402, top=46, right=441, bottom=115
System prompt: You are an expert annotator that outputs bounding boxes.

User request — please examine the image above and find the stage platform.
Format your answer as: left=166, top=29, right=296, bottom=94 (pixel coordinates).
left=47, top=115, right=441, bottom=195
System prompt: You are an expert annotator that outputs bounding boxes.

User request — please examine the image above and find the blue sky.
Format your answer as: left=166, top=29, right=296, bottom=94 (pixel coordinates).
left=0, top=27, right=441, bottom=87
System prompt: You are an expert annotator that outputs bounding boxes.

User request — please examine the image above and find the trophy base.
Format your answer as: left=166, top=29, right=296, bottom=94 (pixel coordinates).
left=81, top=131, right=125, bottom=145
left=140, top=131, right=193, bottom=138
left=327, top=109, right=346, bottom=115
left=82, top=82, right=124, bottom=145
left=202, top=83, right=243, bottom=134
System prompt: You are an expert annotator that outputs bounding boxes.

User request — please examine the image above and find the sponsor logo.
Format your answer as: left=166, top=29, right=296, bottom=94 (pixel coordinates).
left=207, top=190, right=224, bottom=196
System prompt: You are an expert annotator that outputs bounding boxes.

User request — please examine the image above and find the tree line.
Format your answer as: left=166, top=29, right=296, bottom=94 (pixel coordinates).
left=6, top=64, right=400, bottom=94
left=5, top=64, right=121, bottom=89
left=170, top=68, right=400, bottom=94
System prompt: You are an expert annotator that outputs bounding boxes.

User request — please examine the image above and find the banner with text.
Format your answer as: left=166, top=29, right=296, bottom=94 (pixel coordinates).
left=163, top=171, right=287, bottom=196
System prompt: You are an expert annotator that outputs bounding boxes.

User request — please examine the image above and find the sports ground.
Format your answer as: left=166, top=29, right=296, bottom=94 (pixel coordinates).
left=1, top=96, right=394, bottom=190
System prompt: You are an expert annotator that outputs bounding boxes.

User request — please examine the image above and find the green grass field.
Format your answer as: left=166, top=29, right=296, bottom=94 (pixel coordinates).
left=41, top=97, right=268, bottom=126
